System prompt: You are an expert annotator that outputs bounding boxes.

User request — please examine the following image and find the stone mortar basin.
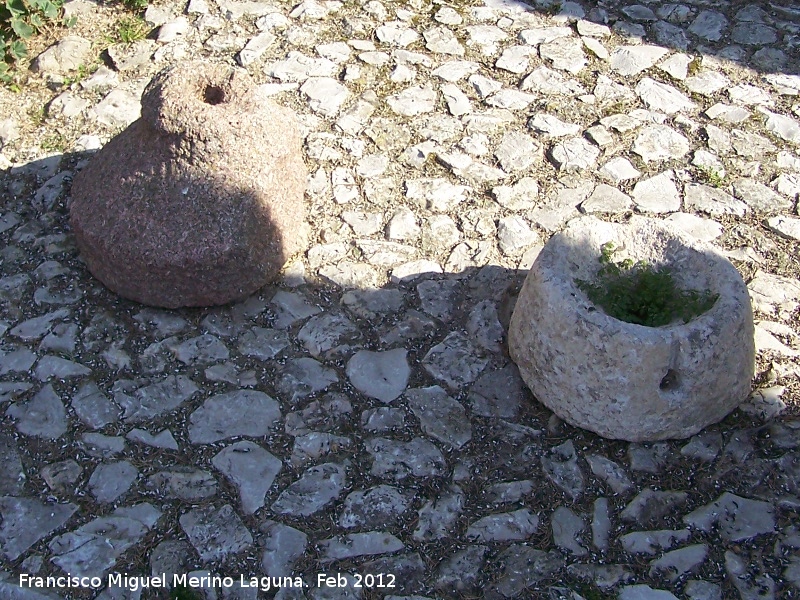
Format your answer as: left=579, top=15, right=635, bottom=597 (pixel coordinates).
left=70, top=60, right=307, bottom=308
left=509, top=215, right=755, bottom=442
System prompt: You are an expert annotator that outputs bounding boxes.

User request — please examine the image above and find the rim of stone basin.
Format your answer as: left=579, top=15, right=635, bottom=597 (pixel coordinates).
left=140, top=60, right=260, bottom=139
left=509, top=215, right=756, bottom=442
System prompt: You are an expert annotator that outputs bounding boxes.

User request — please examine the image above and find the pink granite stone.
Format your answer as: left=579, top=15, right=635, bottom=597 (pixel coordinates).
left=70, top=61, right=307, bottom=308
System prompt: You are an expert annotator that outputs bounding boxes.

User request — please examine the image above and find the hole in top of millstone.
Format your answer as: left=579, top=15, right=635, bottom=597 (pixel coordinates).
left=203, top=85, right=226, bottom=105
left=659, top=369, right=681, bottom=392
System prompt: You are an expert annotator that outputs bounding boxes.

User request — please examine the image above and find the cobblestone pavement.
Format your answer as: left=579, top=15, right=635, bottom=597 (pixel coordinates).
left=1, top=0, right=800, bottom=598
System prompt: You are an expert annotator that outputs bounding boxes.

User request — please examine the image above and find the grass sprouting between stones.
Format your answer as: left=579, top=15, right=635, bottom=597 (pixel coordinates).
left=576, top=242, right=718, bottom=327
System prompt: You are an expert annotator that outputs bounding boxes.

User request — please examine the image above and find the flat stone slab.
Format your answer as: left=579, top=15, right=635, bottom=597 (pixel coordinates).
left=468, top=364, right=526, bottom=419
left=6, top=384, right=67, bottom=439
left=422, top=331, right=488, bottom=390
left=649, top=544, right=708, bottom=582
left=366, top=437, right=446, bottom=479
left=237, top=327, right=289, bottom=360
left=346, top=349, right=410, bottom=403
left=260, top=520, right=308, bottom=578
left=272, top=463, right=347, bottom=516
left=115, top=375, right=199, bottom=423
left=405, top=386, right=472, bottom=449
left=279, top=357, right=339, bottom=400
left=71, top=382, right=120, bottom=429
left=88, top=460, right=138, bottom=503
left=147, top=467, right=218, bottom=501
left=489, top=546, right=563, bottom=597
left=435, top=545, right=488, bottom=592
left=620, top=529, right=692, bottom=555
left=683, top=492, right=775, bottom=541
left=684, top=183, right=749, bottom=217
left=212, top=441, right=282, bottom=514
left=188, top=390, right=281, bottom=443
left=622, top=490, right=688, bottom=525
left=542, top=440, right=585, bottom=500
left=318, top=532, right=404, bottom=561
left=467, top=508, right=540, bottom=542
left=49, top=503, right=161, bottom=577
left=291, top=431, right=352, bottom=467
left=179, top=504, right=253, bottom=562
left=632, top=125, right=691, bottom=162
left=0, top=497, right=77, bottom=560
left=586, top=454, right=634, bottom=495
left=339, top=485, right=412, bottom=529
left=168, top=334, right=229, bottom=364
left=552, top=506, right=587, bottom=556
left=414, top=484, right=464, bottom=542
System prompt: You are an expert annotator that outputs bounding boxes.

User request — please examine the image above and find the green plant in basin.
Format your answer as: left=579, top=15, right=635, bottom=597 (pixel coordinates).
left=577, top=242, right=718, bottom=327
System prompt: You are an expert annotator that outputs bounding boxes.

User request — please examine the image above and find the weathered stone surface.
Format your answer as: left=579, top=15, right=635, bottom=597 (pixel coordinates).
left=435, top=545, right=487, bottom=592
left=422, top=331, right=488, bottom=390
left=31, top=36, right=92, bottom=74
left=272, top=463, right=347, bottom=516
left=684, top=183, right=748, bottom=217
left=509, top=216, right=755, bottom=441
left=489, top=546, right=563, bottom=597
left=586, top=454, right=634, bottom=495
left=468, top=364, right=526, bottom=419
left=188, top=390, right=281, bottom=443
left=405, top=386, right=472, bottom=449
left=620, top=529, right=691, bottom=555
left=633, top=125, right=691, bottom=162
left=635, top=78, right=696, bottom=114
left=346, top=349, right=410, bottom=403
left=212, top=441, right=282, bottom=514
left=318, top=532, right=404, bottom=561
left=260, top=521, right=308, bottom=578
left=6, top=384, right=67, bottom=439
left=414, top=485, right=464, bottom=541
left=88, top=460, right=138, bottom=503
left=542, top=440, right=585, bottom=499
left=115, top=375, right=199, bottom=424
left=549, top=137, right=600, bottom=172
left=731, top=178, right=793, bottom=214
left=610, top=45, right=669, bottom=76
left=179, top=504, right=253, bottom=562
left=725, top=551, right=775, bottom=600
left=683, top=493, right=774, bottom=541
left=339, top=485, right=411, bottom=529
left=237, top=327, right=288, bottom=360
left=50, top=503, right=161, bottom=577
left=366, top=437, right=446, bottom=479
left=71, top=382, right=120, bottom=429
left=622, top=490, right=688, bottom=525
left=0, top=497, right=77, bottom=560
left=466, top=508, right=539, bottom=542
left=649, top=544, right=708, bottom=582
left=147, top=467, right=218, bottom=501
left=70, top=61, right=307, bottom=307
left=279, top=358, right=339, bottom=400
left=551, top=506, right=587, bottom=556
left=631, top=171, right=681, bottom=213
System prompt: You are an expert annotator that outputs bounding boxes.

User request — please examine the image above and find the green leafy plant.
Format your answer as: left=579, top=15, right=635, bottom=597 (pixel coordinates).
left=121, top=0, right=148, bottom=11
left=576, top=242, right=718, bottom=327
left=62, top=60, right=96, bottom=85
left=1, top=0, right=72, bottom=83
left=113, top=15, right=148, bottom=43
left=697, top=164, right=725, bottom=188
